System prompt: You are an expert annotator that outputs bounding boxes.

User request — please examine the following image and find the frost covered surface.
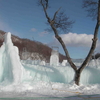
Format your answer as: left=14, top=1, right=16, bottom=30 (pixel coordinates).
left=0, top=32, right=100, bottom=99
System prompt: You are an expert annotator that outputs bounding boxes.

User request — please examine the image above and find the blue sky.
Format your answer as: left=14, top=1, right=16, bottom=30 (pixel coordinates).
left=0, top=0, right=99, bottom=59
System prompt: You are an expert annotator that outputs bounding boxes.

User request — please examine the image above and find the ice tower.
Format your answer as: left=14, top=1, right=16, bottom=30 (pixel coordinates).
left=50, top=47, right=59, bottom=66
left=0, top=32, right=23, bottom=84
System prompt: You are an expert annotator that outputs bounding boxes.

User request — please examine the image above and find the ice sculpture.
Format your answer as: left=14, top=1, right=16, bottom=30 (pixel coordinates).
left=0, top=32, right=23, bottom=84
left=50, top=49, right=59, bottom=66
left=62, top=60, right=68, bottom=66
left=40, top=61, right=46, bottom=65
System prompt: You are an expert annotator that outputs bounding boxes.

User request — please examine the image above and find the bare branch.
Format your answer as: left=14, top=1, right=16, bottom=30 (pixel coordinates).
left=87, top=7, right=98, bottom=19
left=40, top=0, right=51, bottom=23
left=52, top=7, right=61, bottom=21
left=39, top=0, right=74, bottom=33
left=83, top=0, right=98, bottom=20
left=54, top=11, right=75, bottom=32
left=45, top=0, right=48, bottom=9
left=39, top=0, right=49, bottom=9
left=83, top=0, right=97, bottom=8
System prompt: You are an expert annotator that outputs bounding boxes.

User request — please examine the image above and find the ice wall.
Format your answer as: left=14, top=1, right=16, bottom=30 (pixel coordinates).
left=21, top=57, right=100, bottom=85
left=0, top=32, right=23, bottom=84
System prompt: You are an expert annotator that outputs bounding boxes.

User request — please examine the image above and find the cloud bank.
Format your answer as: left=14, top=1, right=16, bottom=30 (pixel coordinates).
left=52, top=32, right=100, bottom=49
left=60, top=32, right=93, bottom=47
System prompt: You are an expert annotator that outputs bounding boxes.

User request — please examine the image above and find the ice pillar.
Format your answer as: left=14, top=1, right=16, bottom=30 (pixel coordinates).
left=0, top=32, right=23, bottom=84
left=50, top=50, right=59, bottom=66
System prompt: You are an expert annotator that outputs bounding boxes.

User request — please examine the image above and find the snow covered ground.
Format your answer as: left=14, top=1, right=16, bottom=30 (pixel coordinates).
left=0, top=32, right=100, bottom=100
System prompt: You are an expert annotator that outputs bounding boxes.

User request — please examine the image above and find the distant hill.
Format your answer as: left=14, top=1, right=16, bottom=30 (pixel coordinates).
left=0, top=30, right=66, bottom=62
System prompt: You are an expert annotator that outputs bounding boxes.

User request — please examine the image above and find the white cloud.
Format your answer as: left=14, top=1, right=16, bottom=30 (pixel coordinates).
left=39, top=31, right=49, bottom=37
left=59, top=32, right=94, bottom=47
left=30, top=28, right=37, bottom=32
left=51, top=32, right=100, bottom=49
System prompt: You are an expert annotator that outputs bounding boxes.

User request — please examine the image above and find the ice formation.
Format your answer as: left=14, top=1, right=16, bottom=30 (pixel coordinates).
left=40, top=61, right=46, bottom=65
left=62, top=60, right=68, bottom=66
left=0, top=32, right=100, bottom=85
left=0, top=32, right=100, bottom=98
left=50, top=50, right=59, bottom=66
left=0, top=32, right=24, bottom=84
left=0, top=32, right=33, bottom=84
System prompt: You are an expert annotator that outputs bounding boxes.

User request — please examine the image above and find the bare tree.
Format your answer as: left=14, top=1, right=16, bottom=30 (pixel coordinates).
left=39, top=0, right=100, bottom=85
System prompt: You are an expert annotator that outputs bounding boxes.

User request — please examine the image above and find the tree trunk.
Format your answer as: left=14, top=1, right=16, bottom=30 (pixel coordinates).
left=74, top=22, right=99, bottom=85
left=74, top=70, right=81, bottom=85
